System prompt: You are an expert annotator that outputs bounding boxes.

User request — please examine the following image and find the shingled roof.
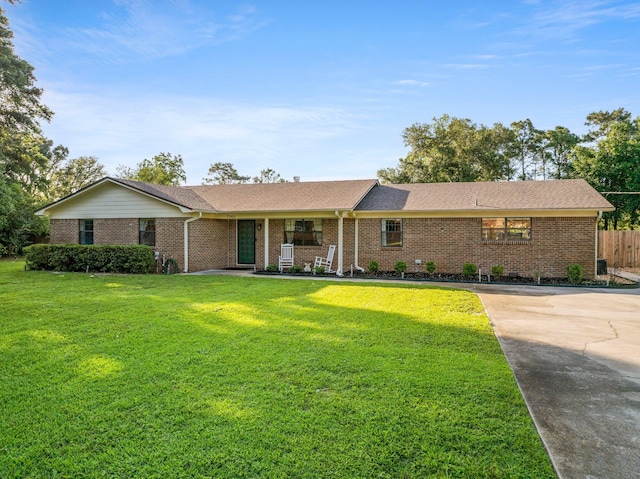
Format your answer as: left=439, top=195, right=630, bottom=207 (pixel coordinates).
left=37, top=176, right=613, bottom=216
left=115, top=178, right=378, bottom=213
left=112, top=178, right=213, bottom=211
left=356, top=179, right=614, bottom=212
left=187, top=179, right=378, bottom=212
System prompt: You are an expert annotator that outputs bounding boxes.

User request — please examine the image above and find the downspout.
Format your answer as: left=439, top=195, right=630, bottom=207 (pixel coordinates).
left=595, top=210, right=602, bottom=277
left=263, top=218, right=269, bottom=270
left=353, top=214, right=365, bottom=272
left=335, top=210, right=344, bottom=276
left=183, top=212, right=202, bottom=273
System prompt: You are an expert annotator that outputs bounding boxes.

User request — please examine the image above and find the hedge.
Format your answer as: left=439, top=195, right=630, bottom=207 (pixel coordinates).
left=24, top=244, right=155, bottom=274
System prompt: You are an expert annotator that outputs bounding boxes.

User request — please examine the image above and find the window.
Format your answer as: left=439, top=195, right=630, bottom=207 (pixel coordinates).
left=284, top=219, right=322, bottom=246
left=482, top=217, right=531, bottom=241
left=79, top=219, right=94, bottom=245
left=382, top=219, right=402, bottom=246
left=139, top=219, right=156, bottom=246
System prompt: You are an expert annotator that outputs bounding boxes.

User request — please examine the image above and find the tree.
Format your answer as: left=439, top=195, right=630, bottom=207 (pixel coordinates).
left=572, top=111, right=640, bottom=229
left=48, top=155, right=107, bottom=201
left=0, top=130, right=50, bottom=195
left=0, top=4, right=54, bottom=254
left=583, top=108, right=632, bottom=142
left=470, top=123, right=513, bottom=181
left=252, top=168, right=286, bottom=183
left=203, top=162, right=250, bottom=184
left=116, top=152, right=186, bottom=186
left=378, top=115, right=511, bottom=184
left=543, top=126, right=579, bottom=179
left=508, top=119, right=543, bottom=180
left=0, top=5, right=52, bottom=136
left=0, top=174, right=48, bottom=255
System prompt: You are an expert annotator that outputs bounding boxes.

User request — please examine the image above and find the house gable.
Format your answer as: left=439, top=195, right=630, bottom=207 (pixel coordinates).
left=40, top=181, right=190, bottom=219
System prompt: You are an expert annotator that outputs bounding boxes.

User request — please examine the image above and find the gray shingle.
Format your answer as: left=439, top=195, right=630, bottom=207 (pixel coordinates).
left=356, top=179, right=614, bottom=212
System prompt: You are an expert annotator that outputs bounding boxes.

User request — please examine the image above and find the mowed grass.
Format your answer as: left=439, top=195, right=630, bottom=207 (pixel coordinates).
left=0, top=260, right=555, bottom=478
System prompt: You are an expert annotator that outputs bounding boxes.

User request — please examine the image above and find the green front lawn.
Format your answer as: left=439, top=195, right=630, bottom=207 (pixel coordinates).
left=0, top=260, right=554, bottom=478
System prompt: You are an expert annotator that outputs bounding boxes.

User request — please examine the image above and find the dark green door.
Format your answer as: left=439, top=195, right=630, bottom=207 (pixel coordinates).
left=237, top=220, right=256, bottom=264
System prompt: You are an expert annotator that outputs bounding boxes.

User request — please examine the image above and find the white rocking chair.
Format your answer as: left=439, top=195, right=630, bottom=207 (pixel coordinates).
left=278, top=243, right=294, bottom=272
left=314, top=244, right=336, bottom=273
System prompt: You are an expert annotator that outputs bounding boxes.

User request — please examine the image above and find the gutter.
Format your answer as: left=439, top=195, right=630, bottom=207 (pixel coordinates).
left=183, top=212, right=203, bottom=273
left=353, top=214, right=365, bottom=273
left=595, top=210, right=602, bottom=277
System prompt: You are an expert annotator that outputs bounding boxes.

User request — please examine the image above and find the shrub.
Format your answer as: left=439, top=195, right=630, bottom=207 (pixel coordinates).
left=394, top=261, right=407, bottom=274
left=491, top=264, right=504, bottom=277
left=265, top=264, right=279, bottom=273
left=424, top=261, right=436, bottom=274
left=24, top=244, right=155, bottom=274
left=314, top=266, right=325, bottom=274
left=567, top=264, right=583, bottom=284
left=290, top=265, right=303, bottom=273
left=368, top=260, right=379, bottom=273
left=462, top=263, right=478, bottom=276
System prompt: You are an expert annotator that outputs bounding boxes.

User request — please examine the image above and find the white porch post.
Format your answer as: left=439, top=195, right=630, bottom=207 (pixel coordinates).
left=337, top=212, right=344, bottom=275
left=263, top=218, right=269, bottom=270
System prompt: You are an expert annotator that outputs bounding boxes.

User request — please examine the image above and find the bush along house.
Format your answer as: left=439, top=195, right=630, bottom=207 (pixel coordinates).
left=36, top=177, right=614, bottom=279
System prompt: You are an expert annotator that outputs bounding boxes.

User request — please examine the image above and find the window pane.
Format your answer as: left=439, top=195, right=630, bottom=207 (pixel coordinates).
left=482, top=217, right=531, bottom=241
left=482, top=229, right=504, bottom=241
left=482, top=218, right=505, bottom=229
left=383, top=232, right=402, bottom=246
left=507, top=218, right=530, bottom=229
left=139, top=219, right=156, bottom=246
left=79, top=219, right=94, bottom=245
left=284, top=219, right=322, bottom=246
left=382, top=219, right=402, bottom=246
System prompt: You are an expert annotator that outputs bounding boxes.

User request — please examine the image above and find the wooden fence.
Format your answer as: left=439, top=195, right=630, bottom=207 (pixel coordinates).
left=598, top=230, right=640, bottom=268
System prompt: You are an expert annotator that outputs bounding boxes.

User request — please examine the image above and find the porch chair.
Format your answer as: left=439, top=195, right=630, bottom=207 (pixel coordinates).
left=278, top=243, right=294, bottom=272
left=314, top=244, right=336, bottom=273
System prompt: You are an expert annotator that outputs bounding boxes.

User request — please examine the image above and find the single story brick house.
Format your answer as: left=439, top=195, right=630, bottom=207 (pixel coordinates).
left=36, top=177, right=614, bottom=278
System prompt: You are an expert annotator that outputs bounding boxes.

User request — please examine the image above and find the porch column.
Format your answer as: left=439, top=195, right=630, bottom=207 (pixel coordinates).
left=264, top=218, right=269, bottom=270
left=337, top=212, right=344, bottom=275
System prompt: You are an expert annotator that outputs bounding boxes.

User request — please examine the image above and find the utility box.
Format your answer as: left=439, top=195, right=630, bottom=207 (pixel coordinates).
left=597, top=259, right=607, bottom=275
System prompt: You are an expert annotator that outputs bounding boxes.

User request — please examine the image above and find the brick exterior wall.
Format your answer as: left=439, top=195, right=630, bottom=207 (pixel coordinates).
left=356, top=216, right=597, bottom=278
left=94, top=218, right=138, bottom=244
left=50, top=215, right=598, bottom=277
left=50, top=217, right=185, bottom=272
left=49, top=219, right=79, bottom=244
left=188, top=219, right=231, bottom=272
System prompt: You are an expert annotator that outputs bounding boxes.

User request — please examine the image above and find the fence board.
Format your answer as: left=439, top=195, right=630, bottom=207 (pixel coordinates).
left=598, top=230, right=640, bottom=268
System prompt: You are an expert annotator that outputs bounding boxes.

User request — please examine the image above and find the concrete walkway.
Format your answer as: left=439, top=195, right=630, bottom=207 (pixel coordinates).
left=470, top=283, right=640, bottom=479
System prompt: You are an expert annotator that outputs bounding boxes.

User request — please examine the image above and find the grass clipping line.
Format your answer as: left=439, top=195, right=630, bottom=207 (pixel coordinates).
left=0, top=260, right=555, bottom=478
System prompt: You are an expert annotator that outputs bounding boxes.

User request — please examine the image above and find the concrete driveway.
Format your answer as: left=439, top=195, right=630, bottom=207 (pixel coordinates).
left=468, top=283, right=640, bottom=479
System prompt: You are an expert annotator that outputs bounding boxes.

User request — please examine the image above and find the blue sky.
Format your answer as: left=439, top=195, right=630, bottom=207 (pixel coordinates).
left=5, top=0, right=640, bottom=184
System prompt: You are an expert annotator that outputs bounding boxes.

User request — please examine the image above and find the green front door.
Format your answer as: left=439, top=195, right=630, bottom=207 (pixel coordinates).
left=237, top=220, right=256, bottom=264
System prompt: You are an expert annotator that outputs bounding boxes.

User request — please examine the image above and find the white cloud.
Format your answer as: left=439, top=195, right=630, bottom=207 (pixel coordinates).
left=39, top=89, right=382, bottom=183
left=443, top=63, right=490, bottom=70
left=472, top=54, right=501, bottom=60
left=517, top=1, right=640, bottom=41
left=392, top=79, right=430, bottom=87
left=17, top=0, right=269, bottom=63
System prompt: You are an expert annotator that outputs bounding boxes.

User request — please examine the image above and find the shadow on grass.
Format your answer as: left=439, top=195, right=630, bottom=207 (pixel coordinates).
left=1, top=268, right=556, bottom=478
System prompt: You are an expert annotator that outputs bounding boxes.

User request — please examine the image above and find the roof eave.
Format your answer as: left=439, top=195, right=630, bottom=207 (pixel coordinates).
left=354, top=207, right=614, bottom=218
